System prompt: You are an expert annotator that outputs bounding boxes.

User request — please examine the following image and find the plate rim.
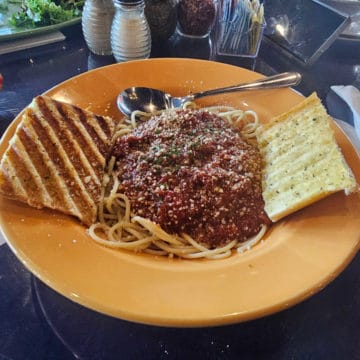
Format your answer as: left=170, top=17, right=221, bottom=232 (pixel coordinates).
left=1, top=58, right=360, bottom=327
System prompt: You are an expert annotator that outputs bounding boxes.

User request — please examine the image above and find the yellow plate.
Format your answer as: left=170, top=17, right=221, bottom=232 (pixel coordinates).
left=0, top=58, right=359, bottom=327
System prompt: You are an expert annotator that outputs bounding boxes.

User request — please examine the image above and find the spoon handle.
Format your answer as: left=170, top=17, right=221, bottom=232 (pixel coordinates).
left=191, top=72, right=301, bottom=101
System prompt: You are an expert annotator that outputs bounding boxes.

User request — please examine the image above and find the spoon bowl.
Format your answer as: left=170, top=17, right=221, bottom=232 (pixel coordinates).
left=117, top=72, right=302, bottom=117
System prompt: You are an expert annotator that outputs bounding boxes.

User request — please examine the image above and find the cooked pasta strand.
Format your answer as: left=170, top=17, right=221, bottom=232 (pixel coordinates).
left=88, top=103, right=267, bottom=259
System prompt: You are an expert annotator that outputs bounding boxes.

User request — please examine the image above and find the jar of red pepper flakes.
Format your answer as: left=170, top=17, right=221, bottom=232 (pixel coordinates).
left=177, top=0, right=217, bottom=38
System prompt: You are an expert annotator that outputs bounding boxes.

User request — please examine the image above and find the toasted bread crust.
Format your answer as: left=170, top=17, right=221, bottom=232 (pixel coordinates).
left=0, top=96, right=117, bottom=226
left=260, top=92, right=321, bottom=131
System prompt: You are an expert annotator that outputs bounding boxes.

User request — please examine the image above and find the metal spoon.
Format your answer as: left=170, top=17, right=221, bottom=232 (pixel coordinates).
left=117, top=72, right=301, bottom=117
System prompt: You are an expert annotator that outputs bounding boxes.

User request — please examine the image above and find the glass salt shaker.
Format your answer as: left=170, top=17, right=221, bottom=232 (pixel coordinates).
left=111, top=0, right=151, bottom=62
left=82, top=0, right=115, bottom=55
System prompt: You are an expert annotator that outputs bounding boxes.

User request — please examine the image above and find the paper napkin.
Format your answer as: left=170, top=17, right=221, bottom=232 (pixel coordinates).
left=331, top=85, right=360, bottom=142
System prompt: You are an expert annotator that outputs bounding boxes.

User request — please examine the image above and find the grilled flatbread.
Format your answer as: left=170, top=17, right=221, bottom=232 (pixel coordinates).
left=0, top=95, right=117, bottom=226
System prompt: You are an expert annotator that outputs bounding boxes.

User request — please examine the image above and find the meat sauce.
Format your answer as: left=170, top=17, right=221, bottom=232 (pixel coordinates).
left=112, top=109, right=271, bottom=248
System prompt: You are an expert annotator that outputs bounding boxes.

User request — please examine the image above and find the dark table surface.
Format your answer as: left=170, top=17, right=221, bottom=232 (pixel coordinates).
left=0, top=18, right=360, bottom=360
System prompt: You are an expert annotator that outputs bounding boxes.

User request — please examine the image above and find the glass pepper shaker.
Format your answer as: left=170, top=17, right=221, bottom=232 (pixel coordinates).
left=111, top=0, right=151, bottom=62
left=177, top=0, right=217, bottom=38
left=82, top=0, right=115, bottom=55
left=144, top=0, right=177, bottom=43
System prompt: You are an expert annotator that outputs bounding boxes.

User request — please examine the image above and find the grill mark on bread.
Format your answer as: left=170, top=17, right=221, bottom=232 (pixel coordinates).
left=28, top=109, right=95, bottom=220
left=94, top=114, right=113, bottom=139
left=24, top=112, right=83, bottom=217
left=0, top=152, right=27, bottom=201
left=0, top=163, right=15, bottom=196
left=59, top=103, right=109, bottom=157
left=34, top=97, right=102, bottom=200
left=6, top=145, right=46, bottom=207
left=39, top=97, right=106, bottom=162
left=10, top=139, right=52, bottom=206
left=257, top=92, right=357, bottom=221
left=51, top=100, right=108, bottom=171
left=17, top=123, right=71, bottom=210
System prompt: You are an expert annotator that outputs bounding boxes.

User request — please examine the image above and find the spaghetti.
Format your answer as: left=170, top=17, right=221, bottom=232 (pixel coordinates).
left=88, top=104, right=270, bottom=259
